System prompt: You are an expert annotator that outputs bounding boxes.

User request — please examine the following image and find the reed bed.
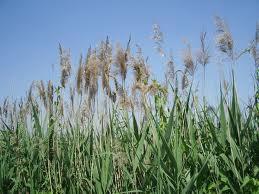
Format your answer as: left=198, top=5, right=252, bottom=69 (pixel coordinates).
left=0, top=17, right=258, bottom=193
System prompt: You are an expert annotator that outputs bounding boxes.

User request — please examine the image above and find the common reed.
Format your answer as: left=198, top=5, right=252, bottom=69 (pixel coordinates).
left=165, top=52, right=175, bottom=85
left=114, top=41, right=130, bottom=87
left=37, top=80, right=47, bottom=110
left=182, top=44, right=195, bottom=76
left=0, top=17, right=258, bottom=193
left=86, top=49, right=100, bottom=105
left=99, top=37, right=113, bottom=95
left=152, top=23, right=165, bottom=57
left=215, top=16, right=234, bottom=60
left=59, top=44, right=72, bottom=88
left=76, top=54, right=84, bottom=95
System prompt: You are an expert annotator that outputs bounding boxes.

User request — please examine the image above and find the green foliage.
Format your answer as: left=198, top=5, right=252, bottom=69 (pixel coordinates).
left=0, top=81, right=258, bottom=193
left=0, top=19, right=258, bottom=193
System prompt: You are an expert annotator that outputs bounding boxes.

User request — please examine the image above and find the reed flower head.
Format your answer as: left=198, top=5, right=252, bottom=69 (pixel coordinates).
left=131, top=46, right=150, bottom=84
left=47, top=80, right=54, bottom=102
left=119, top=93, right=132, bottom=109
left=59, top=44, right=72, bottom=88
left=81, top=98, right=90, bottom=122
left=37, top=80, right=47, bottom=109
left=165, top=52, right=175, bottom=84
left=181, top=69, right=189, bottom=90
left=76, top=54, right=84, bottom=95
left=87, top=50, right=100, bottom=103
left=98, top=37, right=113, bottom=94
left=114, top=40, right=130, bottom=82
left=197, top=32, right=210, bottom=67
left=182, top=44, right=195, bottom=76
left=215, top=16, right=234, bottom=59
left=84, top=47, right=93, bottom=94
left=132, top=82, right=148, bottom=96
left=250, top=22, right=259, bottom=68
left=47, top=80, right=54, bottom=113
left=152, top=23, right=165, bottom=57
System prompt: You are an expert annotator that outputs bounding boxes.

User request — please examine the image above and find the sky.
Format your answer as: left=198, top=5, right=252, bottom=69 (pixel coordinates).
left=0, top=0, right=258, bottom=105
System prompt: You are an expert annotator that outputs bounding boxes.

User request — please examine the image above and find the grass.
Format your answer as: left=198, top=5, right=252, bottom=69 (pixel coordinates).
left=0, top=17, right=258, bottom=193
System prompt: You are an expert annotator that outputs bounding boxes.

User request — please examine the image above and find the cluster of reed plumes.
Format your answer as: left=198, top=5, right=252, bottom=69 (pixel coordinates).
left=0, top=17, right=258, bottom=193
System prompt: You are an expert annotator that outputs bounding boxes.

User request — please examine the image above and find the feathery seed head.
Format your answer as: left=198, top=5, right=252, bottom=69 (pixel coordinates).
left=165, top=52, right=175, bottom=84
left=114, top=41, right=130, bottom=82
left=132, top=82, right=148, bottom=96
left=250, top=22, right=259, bottom=67
left=76, top=54, right=84, bottom=95
left=98, top=37, right=113, bottom=94
left=119, top=94, right=132, bottom=109
left=197, top=32, right=210, bottom=67
left=182, top=45, right=195, bottom=76
left=37, top=80, right=47, bottom=109
left=131, top=46, right=150, bottom=84
left=152, top=23, right=165, bottom=57
left=215, top=16, right=234, bottom=58
left=147, top=81, right=160, bottom=96
left=59, top=44, right=72, bottom=88
left=181, top=69, right=189, bottom=90
left=81, top=99, right=90, bottom=122
left=47, top=80, right=54, bottom=102
left=47, top=80, right=54, bottom=113
left=87, top=50, right=100, bottom=102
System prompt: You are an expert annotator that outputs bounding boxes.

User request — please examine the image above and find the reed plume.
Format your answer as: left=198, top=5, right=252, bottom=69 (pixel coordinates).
left=114, top=38, right=131, bottom=85
left=84, top=47, right=92, bottom=91
left=251, top=22, right=259, bottom=68
left=182, top=44, right=195, bottom=76
left=165, top=52, right=175, bottom=84
left=59, top=44, right=72, bottom=88
left=37, top=80, right=47, bottom=109
left=181, top=69, right=189, bottom=90
left=147, top=83, right=159, bottom=96
left=47, top=80, right=54, bottom=114
left=118, top=92, right=132, bottom=109
left=47, top=80, right=54, bottom=104
left=215, top=16, right=234, bottom=59
left=98, top=37, right=113, bottom=95
left=197, top=32, right=210, bottom=67
left=87, top=49, right=100, bottom=104
left=1, top=19, right=259, bottom=193
left=76, top=54, right=84, bottom=95
left=131, top=46, right=150, bottom=84
left=81, top=98, right=90, bottom=122
left=132, top=82, right=149, bottom=96
left=152, top=23, right=165, bottom=57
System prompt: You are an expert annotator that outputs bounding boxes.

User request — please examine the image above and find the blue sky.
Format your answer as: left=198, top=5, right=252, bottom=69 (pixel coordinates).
left=0, top=0, right=258, bottom=105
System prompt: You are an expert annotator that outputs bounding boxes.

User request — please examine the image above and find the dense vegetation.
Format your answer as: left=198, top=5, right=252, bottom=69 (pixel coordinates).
left=0, top=17, right=258, bottom=193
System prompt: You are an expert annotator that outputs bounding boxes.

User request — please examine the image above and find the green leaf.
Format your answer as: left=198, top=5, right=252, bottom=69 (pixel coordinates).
left=132, top=112, right=140, bottom=141
left=182, top=154, right=210, bottom=194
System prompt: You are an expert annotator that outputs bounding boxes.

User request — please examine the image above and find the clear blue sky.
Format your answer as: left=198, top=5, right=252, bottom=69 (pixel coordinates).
left=0, top=0, right=258, bottom=105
